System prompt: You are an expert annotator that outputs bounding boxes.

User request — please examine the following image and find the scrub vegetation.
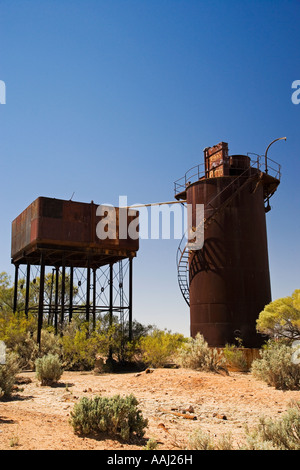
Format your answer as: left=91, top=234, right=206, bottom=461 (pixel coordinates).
left=0, top=273, right=299, bottom=448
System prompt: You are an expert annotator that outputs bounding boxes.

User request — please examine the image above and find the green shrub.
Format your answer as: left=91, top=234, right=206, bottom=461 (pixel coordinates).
left=12, top=329, right=61, bottom=370
left=0, top=353, right=20, bottom=399
left=256, top=289, right=300, bottom=340
left=0, top=312, right=35, bottom=351
left=35, top=353, right=63, bottom=386
left=139, top=328, right=186, bottom=367
left=245, top=401, right=300, bottom=450
left=251, top=341, right=300, bottom=390
left=0, top=306, right=62, bottom=370
left=188, top=403, right=300, bottom=450
left=70, top=394, right=148, bottom=441
left=177, top=333, right=227, bottom=373
left=60, top=321, right=101, bottom=370
left=188, top=429, right=234, bottom=450
left=143, top=438, right=159, bottom=450
left=223, top=344, right=248, bottom=371
left=10, top=331, right=38, bottom=370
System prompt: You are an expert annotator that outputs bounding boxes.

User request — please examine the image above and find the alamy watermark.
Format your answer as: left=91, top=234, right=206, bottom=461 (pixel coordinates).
left=291, top=340, right=300, bottom=365
left=291, top=80, right=300, bottom=105
left=0, top=341, right=6, bottom=365
left=95, top=196, right=204, bottom=250
left=0, top=80, right=6, bottom=104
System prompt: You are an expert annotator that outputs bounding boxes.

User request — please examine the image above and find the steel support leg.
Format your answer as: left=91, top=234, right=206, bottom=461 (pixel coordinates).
left=86, top=262, right=91, bottom=323
left=37, top=254, right=45, bottom=346
left=109, top=263, right=113, bottom=328
left=61, top=261, right=65, bottom=330
left=129, top=257, right=133, bottom=342
left=69, top=266, right=73, bottom=323
left=48, top=268, right=55, bottom=325
left=92, top=267, right=96, bottom=330
left=54, top=266, right=59, bottom=335
left=13, top=264, right=19, bottom=313
left=108, top=262, right=114, bottom=360
left=25, top=262, right=30, bottom=318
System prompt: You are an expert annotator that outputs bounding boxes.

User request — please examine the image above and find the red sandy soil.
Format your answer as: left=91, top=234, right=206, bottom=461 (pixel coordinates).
left=0, top=367, right=299, bottom=450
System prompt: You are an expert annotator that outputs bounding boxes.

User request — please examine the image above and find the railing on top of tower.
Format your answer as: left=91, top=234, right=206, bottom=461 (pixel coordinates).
left=174, top=153, right=282, bottom=196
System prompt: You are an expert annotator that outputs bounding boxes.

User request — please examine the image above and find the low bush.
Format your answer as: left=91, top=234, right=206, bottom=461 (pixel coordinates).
left=143, top=438, right=159, bottom=450
left=35, top=353, right=63, bottom=386
left=223, top=344, right=248, bottom=371
left=0, top=312, right=35, bottom=350
left=251, top=340, right=300, bottom=390
left=0, top=353, right=20, bottom=399
left=13, top=329, right=61, bottom=370
left=139, top=328, right=186, bottom=367
left=245, top=401, right=300, bottom=450
left=60, top=322, right=99, bottom=371
left=70, top=394, right=148, bottom=441
left=188, top=429, right=234, bottom=450
left=177, top=333, right=227, bottom=373
left=187, top=402, right=300, bottom=450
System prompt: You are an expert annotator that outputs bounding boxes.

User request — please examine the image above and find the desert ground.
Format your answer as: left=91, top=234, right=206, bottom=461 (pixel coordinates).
left=0, top=367, right=299, bottom=450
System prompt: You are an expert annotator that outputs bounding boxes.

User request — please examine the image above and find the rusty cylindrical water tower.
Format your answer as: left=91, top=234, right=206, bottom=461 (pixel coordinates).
left=175, top=141, right=283, bottom=348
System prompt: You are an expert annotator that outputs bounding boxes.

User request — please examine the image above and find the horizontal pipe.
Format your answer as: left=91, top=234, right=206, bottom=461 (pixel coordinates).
left=120, top=200, right=187, bottom=209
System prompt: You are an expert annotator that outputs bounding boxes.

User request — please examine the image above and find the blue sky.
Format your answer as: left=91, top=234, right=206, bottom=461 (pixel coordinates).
left=0, top=0, right=299, bottom=336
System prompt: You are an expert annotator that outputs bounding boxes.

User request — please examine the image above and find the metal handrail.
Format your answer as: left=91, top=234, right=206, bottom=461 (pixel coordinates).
left=176, top=232, right=190, bottom=306
left=174, top=154, right=281, bottom=196
left=174, top=162, right=206, bottom=195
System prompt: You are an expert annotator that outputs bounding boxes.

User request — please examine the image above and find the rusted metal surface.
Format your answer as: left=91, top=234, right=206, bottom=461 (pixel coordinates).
left=204, top=141, right=230, bottom=178
left=11, top=197, right=139, bottom=268
left=174, top=143, right=281, bottom=200
left=187, top=174, right=271, bottom=347
left=177, top=142, right=281, bottom=348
